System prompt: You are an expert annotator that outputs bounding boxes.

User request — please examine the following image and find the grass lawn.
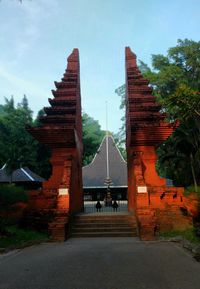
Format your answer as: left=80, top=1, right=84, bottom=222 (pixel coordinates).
left=160, top=228, right=200, bottom=244
left=0, top=226, right=49, bottom=252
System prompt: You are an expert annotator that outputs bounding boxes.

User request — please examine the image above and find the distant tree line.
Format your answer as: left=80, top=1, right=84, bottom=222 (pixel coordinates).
left=0, top=96, right=51, bottom=179
left=0, top=96, right=107, bottom=178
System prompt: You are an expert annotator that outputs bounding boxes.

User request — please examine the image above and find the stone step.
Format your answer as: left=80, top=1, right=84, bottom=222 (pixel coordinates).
left=73, top=223, right=135, bottom=228
left=72, top=222, right=137, bottom=227
left=70, top=231, right=137, bottom=238
left=71, top=226, right=137, bottom=232
left=73, top=215, right=136, bottom=221
left=70, top=214, right=138, bottom=238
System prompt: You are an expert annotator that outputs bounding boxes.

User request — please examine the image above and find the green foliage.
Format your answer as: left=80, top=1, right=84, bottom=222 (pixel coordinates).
left=82, top=111, right=126, bottom=163
left=0, top=105, right=4, bottom=114
left=160, top=228, right=200, bottom=244
left=161, top=84, right=200, bottom=120
left=0, top=96, right=51, bottom=179
left=0, top=96, right=36, bottom=173
left=157, top=118, right=200, bottom=188
left=0, top=96, right=106, bottom=177
left=114, top=85, right=126, bottom=153
left=149, top=39, right=200, bottom=189
left=82, top=113, right=105, bottom=165
left=115, top=84, right=126, bottom=110
left=113, top=132, right=127, bottom=160
left=144, top=39, right=200, bottom=121
left=0, top=226, right=49, bottom=250
left=33, top=109, right=51, bottom=179
left=152, top=54, right=170, bottom=70
left=185, top=186, right=200, bottom=195
left=0, top=184, right=28, bottom=209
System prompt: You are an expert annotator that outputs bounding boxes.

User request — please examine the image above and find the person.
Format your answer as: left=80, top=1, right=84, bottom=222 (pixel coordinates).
left=112, top=200, right=118, bottom=212
left=95, top=201, right=102, bottom=212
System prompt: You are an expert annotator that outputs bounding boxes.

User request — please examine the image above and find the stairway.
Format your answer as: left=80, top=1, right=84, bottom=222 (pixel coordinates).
left=69, top=214, right=138, bottom=238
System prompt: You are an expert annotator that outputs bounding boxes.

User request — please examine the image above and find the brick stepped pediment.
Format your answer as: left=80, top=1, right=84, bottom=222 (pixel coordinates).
left=27, top=49, right=82, bottom=149
left=125, top=47, right=176, bottom=147
left=44, top=106, right=76, bottom=115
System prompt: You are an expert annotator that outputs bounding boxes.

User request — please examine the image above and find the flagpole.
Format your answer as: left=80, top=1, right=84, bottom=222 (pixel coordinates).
left=105, top=101, right=112, bottom=206
left=106, top=101, right=109, bottom=180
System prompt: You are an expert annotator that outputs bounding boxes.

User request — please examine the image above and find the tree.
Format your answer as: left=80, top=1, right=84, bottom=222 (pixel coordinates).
left=0, top=97, right=53, bottom=180
left=0, top=96, right=37, bottom=177
left=0, top=96, right=108, bottom=179
left=114, top=84, right=128, bottom=159
left=145, top=39, right=200, bottom=121
left=147, top=39, right=200, bottom=189
left=115, top=39, right=200, bottom=190
left=82, top=113, right=105, bottom=165
left=33, top=109, right=51, bottom=179
left=157, top=119, right=200, bottom=190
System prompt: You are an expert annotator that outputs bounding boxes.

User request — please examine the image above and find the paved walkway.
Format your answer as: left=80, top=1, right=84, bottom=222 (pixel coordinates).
left=0, top=238, right=200, bottom=289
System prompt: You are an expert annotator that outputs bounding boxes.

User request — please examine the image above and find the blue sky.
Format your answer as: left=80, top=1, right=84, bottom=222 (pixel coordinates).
left=0, top=0, right=199, bottom=132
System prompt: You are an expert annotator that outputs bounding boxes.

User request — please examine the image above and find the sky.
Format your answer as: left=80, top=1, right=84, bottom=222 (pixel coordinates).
left=0, top=0, right=199, bottom=133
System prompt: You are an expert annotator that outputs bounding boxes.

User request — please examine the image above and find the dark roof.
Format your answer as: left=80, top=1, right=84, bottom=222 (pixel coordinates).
left=83, top=136, right=127, bottom=188
left=0, top=166, right=45, bottom=183
left=0, top=165, right=10, bottom=182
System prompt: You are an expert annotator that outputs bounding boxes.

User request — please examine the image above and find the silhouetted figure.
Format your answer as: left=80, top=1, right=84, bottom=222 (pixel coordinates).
left=154, top=224, right=160, bottom=236
left=95, top=201, right=102, bottom=212
left=160, top=192, right=165, bottom=200
left=112, top=200, right=119, bottom=212
left=180, top=206, right=188, bottom=216
left=173, top=193, right=177, bottom=199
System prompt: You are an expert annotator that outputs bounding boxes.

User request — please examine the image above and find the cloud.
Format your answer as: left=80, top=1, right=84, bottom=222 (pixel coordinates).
left=0, top=65, right=49, bottom=116
left=0, top=66, right=45, bottom=95
left=0, top=0, right=59, bottom=64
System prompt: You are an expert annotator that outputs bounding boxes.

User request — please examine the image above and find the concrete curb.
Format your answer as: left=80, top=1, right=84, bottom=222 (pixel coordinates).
left=159, top=236, right=200, bottom=261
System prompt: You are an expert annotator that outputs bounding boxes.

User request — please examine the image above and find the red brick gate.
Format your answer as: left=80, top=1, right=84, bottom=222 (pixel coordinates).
left=27, top=49, right=83, bottom=241
left=25, top=47, right=197, bottom=241
left=125, top=47, right=195, bottom=240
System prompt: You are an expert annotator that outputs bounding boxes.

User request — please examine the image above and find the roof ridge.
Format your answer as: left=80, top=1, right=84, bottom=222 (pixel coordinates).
left=0, top=163, right=6, bottom=170
left=83, top=135, right=106, bottom=168
left=108, top=135, right=127, bottom=163
left=83, top=135, right=126, bottom=169
left=20, top=167, right=34, bottom=181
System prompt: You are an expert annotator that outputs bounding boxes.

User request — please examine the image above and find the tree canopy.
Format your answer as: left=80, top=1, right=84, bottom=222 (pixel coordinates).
left=82, top=112, right=105, bottom=165
left=146, top=39, right=200, bottom=190
left=0, top=96, right=51, bottom=179
left=145, top=39, right=200, bottom=122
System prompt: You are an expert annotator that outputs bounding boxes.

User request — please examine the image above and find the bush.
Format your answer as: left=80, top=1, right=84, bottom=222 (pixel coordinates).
left=161, top=228, right=200, bottom=244
left=185, top=186, right=200, bottom=195
left=0, top=225, right=49, bottom=249
left=0, top=184, right=28, bottom=210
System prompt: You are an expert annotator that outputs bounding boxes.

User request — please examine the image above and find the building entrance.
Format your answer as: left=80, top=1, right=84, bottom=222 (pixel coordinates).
left=82, top=135, right=128, bottom=214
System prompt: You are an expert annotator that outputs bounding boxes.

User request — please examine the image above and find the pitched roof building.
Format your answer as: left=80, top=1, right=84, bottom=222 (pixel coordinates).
left=0, top=165, right=45, bottom=187
left=83, top=135, right=127, bottom=191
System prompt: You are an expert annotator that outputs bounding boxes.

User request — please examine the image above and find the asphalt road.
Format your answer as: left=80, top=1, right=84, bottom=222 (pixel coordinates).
left=0, top=238, right=200, bottom=289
